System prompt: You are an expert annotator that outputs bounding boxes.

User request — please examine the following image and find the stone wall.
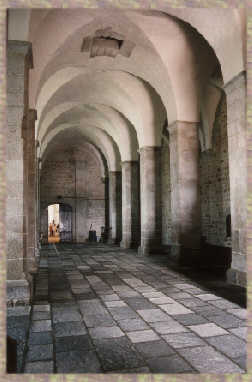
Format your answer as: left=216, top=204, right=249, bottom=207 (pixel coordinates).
left=40, top=143, right=106, bottom=242
left=200, top=94, right=230, bottom=247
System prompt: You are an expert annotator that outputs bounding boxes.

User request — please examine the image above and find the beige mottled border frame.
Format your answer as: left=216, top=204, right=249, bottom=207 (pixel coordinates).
left=0, top=0, right=250, bottom=381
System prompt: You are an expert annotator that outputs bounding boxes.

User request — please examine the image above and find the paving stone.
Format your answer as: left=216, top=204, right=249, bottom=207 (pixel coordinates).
left=78, top=299, right=108, bottom=315
left=28, top=331, right=53, bottom=345
left=188, top=323, right=228, bottom=337
left=32, top=311, right=51, bottom=321
left=118, top=290, right=141, bottom=297
left=89, top=326, right=124, bottom=339
left=24, top=361, right=54, bottom=373
left=162, top=332, right=206, bottom=348
left=146, top=354, right=194, bottom=373
left=179, top=346, right=244, bottom=373
left=228, top=309, right=247, bottom=320
left=52, top=309, right=82, bottom=323
left=7, top=306, right=31, bottom=316
left=206, top=312, right=245, bottom=329
left=149, top=296, right=175, bottom=305
left=55, top=335, right=92, bottom=352
left=137, top=309, right=170, bottom=323
left=192, top=305, right=224, bottom=317
left=100, top=294, right=120, bottom=302
left=127, top=329, right=160, bottom=343
left=142, top=292, right=166, bottom=299
left=54, top=321, right=87, bottom=337
left=108, top=306, right=139, bottom=321
left=93, top=336, right=145, bottom=371
left=206, top=334, right=246, bottom=358
left=174, top=283, right=196, bottom=290
left=105, top=301, right=127, bottom=308
left=185, top=287, right=205, bottom=295
left=124, top=297, right=155, bottom=310
left=197, top=293, right=222, bottom=301
left=7, top=315, right=30, bottom=330
left=178, top=297, right=207, bottom=308
left=31, top=320, right=52, bottom=332
left=209, top=299, right=240, bottom=310
left=230, top=327, right=247, bottom=340
left=166, top=292, right=194, bottom=299
left=118, top=313, right=152, bottom=330
left=134, top=340, right=175, bottom=358
left=173, top=313, right=208, bottom=326
left=160, top=303, right=193, bottom=315
left=149, top=320, right=188, bottom=334
left=83, top=314, right=116, bottom=328
left=233, top=355, right=247, bottom=370
left=56, top=350, right=102, bottom=373
left=26, top=344, right=53, bottom=362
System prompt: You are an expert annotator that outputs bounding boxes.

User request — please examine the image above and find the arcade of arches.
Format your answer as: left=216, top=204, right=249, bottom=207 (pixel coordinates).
left=6, top=7, right=246, bottom=308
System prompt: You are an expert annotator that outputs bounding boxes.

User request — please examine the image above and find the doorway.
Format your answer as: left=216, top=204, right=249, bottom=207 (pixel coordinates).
left=48, top=204, right=60, bottom=243
left=47, top=203, right=73, bottom=243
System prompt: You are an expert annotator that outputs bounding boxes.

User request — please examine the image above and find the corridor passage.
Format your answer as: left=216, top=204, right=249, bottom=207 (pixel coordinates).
left=8, top=244, right=246, bottom=374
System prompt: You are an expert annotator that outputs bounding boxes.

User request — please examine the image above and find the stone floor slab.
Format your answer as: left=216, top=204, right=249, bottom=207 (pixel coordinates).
left=149, top=320, right=188, bottom=334
left=230, top=327, right=247, bottom=340
left=137, top=308, right=170, bottom=322
left=188, top=323, right=228, bottom=337
left=117, top=318, right=149, bottom=332
left=55, top=335, right=92, bottom=352
left=127, top=329, right=160, bottom=343
left=89, top=326, right=124, bottom=339
left=56, top=350, right=102, bottom=373
left=134, top=340, right=175, bottom=358
left=93, top=336, right=145, bottom=371
left=24, top=361, right=54, bottom=373
left=206, top=334, right=246, bottom=358
left=31, top=320, right=52, bottom=332
left=179, top=346, right=243, bottom=373
left=160, top=303, right=193, bottom=315
left=26, top=344, right=53, bottom=362
left=146, top=354, right=194, bottom=373
left=162, top=332, right=206, bottom=348
left=54, top=321, right=87, bottom=337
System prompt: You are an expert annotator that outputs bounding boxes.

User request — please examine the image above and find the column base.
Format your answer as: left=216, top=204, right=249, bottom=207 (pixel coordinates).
left=226, top=268, right=246, bottom=287
left=169, top=244, right=201, bottom=266
left=7, top=280, right=30, bottom=306
left=137, top=244, right=163, bottom=256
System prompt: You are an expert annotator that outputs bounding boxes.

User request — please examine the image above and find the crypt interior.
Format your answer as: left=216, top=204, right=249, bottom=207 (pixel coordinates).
left=6, top=7, right=247, bottom=374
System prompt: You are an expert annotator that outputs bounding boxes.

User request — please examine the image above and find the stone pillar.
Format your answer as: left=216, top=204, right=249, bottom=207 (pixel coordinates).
left=225, top=73, right=246, bottom=287
left=23, top=109, right=38, bottom=278
left=120, top=161, right=140, bottom=249
left=168, top=121, right=201, bottom=264
left=138, top=147, right=162, bottom=255
left=7, top=41, right=33, bottom=305
left=108, top=171, right=122, bottom=243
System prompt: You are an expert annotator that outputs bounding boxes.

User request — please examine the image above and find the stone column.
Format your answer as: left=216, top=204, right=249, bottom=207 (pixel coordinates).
left=225, top=72, right=246, bottom=287
left=7, top=41, right=33, bottom=305
left=138, top=147, right=162, bottom=255
left=23, top=109, right=38, bottom=278
left=168, top=121, right=201, bottom=264
left=108, top=171, right=122, bottom=243
left=120, top=161, right=140, bottom=248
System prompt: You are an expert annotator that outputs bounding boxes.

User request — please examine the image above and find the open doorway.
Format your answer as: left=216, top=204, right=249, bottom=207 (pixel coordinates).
left=48, top=204, right=60, bottom=243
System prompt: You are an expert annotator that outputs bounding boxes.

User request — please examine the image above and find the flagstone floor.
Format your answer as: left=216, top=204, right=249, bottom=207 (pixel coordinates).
left=7, top=243, right=247, bottom=374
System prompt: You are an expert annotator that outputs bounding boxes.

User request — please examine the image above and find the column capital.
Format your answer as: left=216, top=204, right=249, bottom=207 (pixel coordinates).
left=8, top=40, right=33, bottom=69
